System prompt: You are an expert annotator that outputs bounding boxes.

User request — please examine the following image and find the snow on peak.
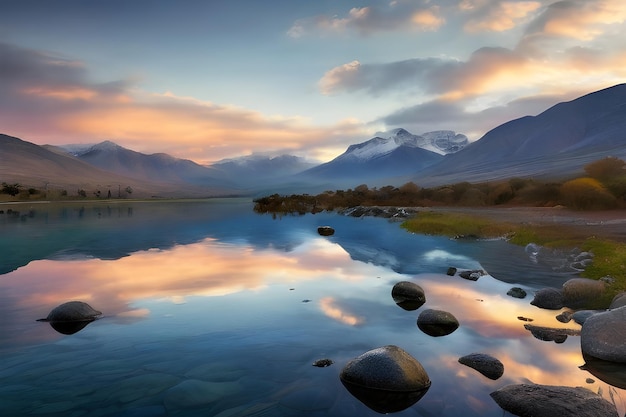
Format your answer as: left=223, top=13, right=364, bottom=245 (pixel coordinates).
left=342, top=128, right=467, bottom=162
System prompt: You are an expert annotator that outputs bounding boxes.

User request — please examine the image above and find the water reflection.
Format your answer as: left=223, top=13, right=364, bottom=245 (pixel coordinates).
left=0, top=200, right=624, bottom=416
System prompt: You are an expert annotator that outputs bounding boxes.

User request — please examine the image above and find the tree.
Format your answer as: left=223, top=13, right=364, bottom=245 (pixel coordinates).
left=1, top=182, right=21, bottom=196
left=584, top=157, right=626, bottom=182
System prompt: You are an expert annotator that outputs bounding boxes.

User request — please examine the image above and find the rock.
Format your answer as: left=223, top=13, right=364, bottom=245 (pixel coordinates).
left=609, top=292, right=626, bottom=309
left=37, top=301, right=102, bottom=333
left=507, top=287, right=527, bottom=299
left=391, top=281, right=426, bottom=311
left=556, top=311, right=573, bottom=323
left=490, top=383, right=618, bottom=417
left=573, top=310, right=601, bottom=325
left=458, top=269, right=485, bottom=281
left=312, top=359, right=333, bottom=367
left=446, top=267, right=457, bottom=276
left=524, top=324, right=580, bottom=344
left=340, top=345, right=430, bottom=413
left=458, top=353, right=504, bottom=380
left=581, top=306, right=626, bottom=363
left=562, top=278, right=607, bottom=309
left=417, top=309, right=459, bottom=337
left=317, top=226, right=335, bottom=236
left=530, top=288, right=564, bottom=310
left=38, top=301, right=102, bottom=322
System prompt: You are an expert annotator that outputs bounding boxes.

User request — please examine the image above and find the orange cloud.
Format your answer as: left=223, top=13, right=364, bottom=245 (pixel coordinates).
left=465, top=1, right=541, bottom=32
left=540, top=0, right=626, bottom=41
left=411, top=7, right=445, bottom=31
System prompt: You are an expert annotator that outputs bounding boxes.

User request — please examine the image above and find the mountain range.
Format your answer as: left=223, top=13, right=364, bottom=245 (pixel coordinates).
left=1, top=83, right=625, bottom=197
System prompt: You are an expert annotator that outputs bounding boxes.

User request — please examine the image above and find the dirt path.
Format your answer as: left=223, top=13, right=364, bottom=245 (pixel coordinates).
left=423, top=206, right=626, bottom=242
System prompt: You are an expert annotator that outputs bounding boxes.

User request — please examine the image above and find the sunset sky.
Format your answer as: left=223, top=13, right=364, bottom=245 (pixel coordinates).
left=1, top=0, right=625, bottom=164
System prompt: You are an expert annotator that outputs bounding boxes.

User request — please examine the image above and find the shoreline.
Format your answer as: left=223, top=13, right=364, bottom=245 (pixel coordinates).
left=422, top=206, right=626, bottom=243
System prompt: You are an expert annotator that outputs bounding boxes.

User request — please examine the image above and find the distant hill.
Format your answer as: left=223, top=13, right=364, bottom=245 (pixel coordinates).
left=60, top=140, right=235, bottom=188
left=413, top=83, right=626, bottom=186
left=210, top=154, right=317, bottom=188
left=0, top=135, right=235, bottom=198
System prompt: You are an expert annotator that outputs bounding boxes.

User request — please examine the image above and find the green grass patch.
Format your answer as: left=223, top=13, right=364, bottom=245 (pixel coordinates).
left=401, top=211, right=626, bottom=299
left=401, top=211, right=517, bottom=239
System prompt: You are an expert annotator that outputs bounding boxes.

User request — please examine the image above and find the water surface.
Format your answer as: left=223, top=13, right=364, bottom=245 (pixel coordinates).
left=0, top=199, right=623, bottom=416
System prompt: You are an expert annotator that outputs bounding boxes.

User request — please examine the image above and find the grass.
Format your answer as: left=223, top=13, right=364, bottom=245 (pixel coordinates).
left=401, top=211, right=626, bottom=304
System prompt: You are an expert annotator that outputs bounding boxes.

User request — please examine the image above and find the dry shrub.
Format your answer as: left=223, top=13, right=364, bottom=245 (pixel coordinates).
left=560, top=177, right=617, bottom=210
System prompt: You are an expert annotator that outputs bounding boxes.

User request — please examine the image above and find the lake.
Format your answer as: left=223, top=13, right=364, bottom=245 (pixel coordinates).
left=0, top=199, right=623, bottom=416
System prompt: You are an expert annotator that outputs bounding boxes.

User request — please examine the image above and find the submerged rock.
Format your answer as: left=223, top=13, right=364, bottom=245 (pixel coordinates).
left=391, top=281, right=426, bottom=311
left=507, top=287, right=527, bottom=299
left=581, top=306, right=626, bottom=363
left=458, top=353, right=504, bottom=380
left=417, top=309, right=459, bottom=337
left=524, top=324, right=580, bottom=344
left=490, top=383, right=618, bottom=417
left=312, top=359, right=333, bottom=367
left=340, top=345, right=430, bottom=413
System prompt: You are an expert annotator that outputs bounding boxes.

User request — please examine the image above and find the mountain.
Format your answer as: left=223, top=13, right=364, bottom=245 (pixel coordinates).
left=61, top=141, right=235, bottom=188
left=296, top=128, right=450, bottom=188
left=210, top=154, right=317, bottom=188
left=0, top=134, right=234, bottom=198
left=413, top=83, right=626, bottom=186
left=374, top=128, right=468, bottom=155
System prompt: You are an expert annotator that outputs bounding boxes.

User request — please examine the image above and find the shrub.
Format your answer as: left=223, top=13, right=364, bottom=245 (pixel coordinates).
left=560, top=177, right=617, bottom=210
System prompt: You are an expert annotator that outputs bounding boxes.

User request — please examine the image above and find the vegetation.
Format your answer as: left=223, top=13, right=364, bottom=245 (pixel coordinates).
left=0, top=182, right=134, bottom=202
left=254, top=157, right=626, bottom=215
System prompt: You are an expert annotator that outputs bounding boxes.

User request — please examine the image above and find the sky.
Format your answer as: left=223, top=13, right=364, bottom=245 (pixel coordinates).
left=1, top=0, right=625, bottom=164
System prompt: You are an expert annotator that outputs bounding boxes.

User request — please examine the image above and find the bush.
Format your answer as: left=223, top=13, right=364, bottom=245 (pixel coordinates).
left=560, top=177, right=617, bottom=210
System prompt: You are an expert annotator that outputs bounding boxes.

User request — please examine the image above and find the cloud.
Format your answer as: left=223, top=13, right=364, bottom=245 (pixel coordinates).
left=287, top=3, right=445, bottom=37
left=523, top=0, right=626, bottom=42
left=464, top=1, right=542, bottom=32
left=0, top=42, right=369, bottom=163
left=319, top=47, right=526, bottom=99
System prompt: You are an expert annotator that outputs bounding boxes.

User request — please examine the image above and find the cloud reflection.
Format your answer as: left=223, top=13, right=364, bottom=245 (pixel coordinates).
left=1, top=237, right=370, bottom=334
left=319, top=297, right=365, bottom=326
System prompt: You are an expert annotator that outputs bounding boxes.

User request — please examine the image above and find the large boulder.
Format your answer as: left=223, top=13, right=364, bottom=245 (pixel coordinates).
left=581, top=306, right=626, bottom=363
left=458, top=353, right=504, bottom=380
left=490, top=384, right=618, bottom=417
left=530, top=288, right=564, bottom=310
left=391, top=281, right=426, bottom=311
left=417, top=309, right=459, bottom=337
left=340, top=345, right=430, bottom=413
left=562, top=278, right=607, bottom=309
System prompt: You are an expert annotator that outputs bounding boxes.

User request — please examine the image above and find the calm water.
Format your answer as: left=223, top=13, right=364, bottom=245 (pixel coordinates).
left=0, top=199, right=623, bottom=416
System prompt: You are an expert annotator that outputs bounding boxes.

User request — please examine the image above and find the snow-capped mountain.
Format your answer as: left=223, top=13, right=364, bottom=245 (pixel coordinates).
left=297, top=128, right=447, bottom=188
left=372, top=128, right=468, bottom=156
